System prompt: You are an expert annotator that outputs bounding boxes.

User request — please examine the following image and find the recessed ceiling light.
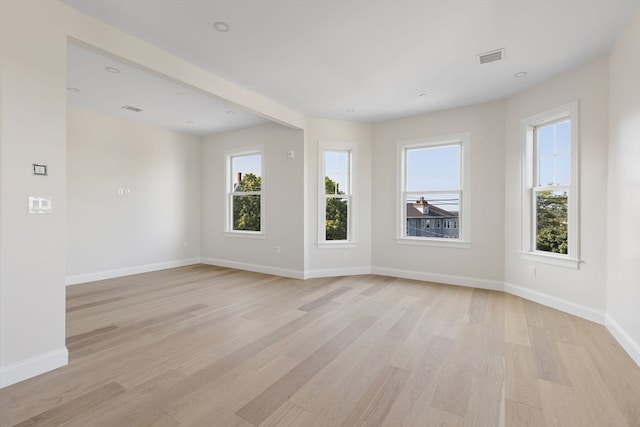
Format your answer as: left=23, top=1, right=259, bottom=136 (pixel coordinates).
left=213, top=21, right=230, bottom=32
left=176, top=92, right=185, bottom=96
left=419, top=93, right=427, bottom=97
left=346, top=108, right=355, bottom=113
left=226, top=110, right=236, bottom=115
left=514, top=71, right=528, bottom=78
left=105, top=66, right=120, bottom=74
left=67, top=87, right=80, bottom=93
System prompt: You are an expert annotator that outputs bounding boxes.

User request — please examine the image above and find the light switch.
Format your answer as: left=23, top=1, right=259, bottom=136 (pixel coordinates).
left=28, top=196, right=52, bottom=214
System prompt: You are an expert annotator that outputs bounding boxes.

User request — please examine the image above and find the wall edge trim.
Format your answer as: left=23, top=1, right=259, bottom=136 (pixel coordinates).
left=65, top=258, right=201, bottom=286
left=200, top=257, right=304, bottom=280
left=503, top=281, right=605, bottom=324
left=372, top=266, right=504, bottom=291
left=605, top=314, right=640, bottom=367
left=0, top=348, right=68, bottom=389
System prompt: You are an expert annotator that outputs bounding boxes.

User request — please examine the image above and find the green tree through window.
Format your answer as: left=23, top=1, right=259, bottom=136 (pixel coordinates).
left=233, top=173, right=261, bottom=231
left=536, top=190, right=568, bottom=254
left=325, top=176, right=348, bottom=240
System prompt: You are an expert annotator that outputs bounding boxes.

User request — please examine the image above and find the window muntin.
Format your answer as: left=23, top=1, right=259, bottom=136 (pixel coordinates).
left=322, top=149, right=351, bottom=242
left=522, top=102, right=579, bottom=267
left=227, top=150, right=263, bottom=234
left=398, top=133, right=470, bottom=245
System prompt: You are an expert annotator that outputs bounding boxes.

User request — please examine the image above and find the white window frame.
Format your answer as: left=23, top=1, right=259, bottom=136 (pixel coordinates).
left=520, top=101, right=580, bottom=268
left=317, top=141, right=357, bottom=248
left=396, top=132, right=471, bottom=248
left=224, top=146, right=265, bottom=238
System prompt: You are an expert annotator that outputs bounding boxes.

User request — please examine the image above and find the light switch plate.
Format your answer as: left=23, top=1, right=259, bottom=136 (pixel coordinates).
left=28, top=196, right=52, bottom=214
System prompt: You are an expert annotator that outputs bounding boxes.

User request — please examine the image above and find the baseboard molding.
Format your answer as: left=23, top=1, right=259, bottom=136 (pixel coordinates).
left=66, top=258, right=201, bottom=286
left=200, top=257, right=304, bottom=280
left=304, top=266, right=372, bottom=279
left=0, top=347, right=68, bottom=389
left=372, top=266, right=504, bottom=292
left=504, top=282, right=605, bottom=324
left=605, top=314, right=640, bottom=367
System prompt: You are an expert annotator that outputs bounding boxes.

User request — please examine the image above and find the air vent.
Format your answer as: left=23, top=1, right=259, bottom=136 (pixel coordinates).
left=478, top=49, right=505, bottom=65
left=121, top=105, right=143, bottom=113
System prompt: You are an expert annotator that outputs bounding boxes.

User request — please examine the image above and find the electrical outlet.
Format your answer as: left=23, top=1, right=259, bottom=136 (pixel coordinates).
left=529, top=266, right=536, bottom=277
left=275, top=246, right=281, bottom=254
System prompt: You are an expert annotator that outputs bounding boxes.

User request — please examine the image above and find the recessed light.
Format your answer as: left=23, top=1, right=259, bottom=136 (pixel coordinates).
left=176, top=92, right=185, bottom=96
left=346, top=108, right=355, bottom=113
left=67, top=87, right=80, bottom=93
left=105, top=66, right=120, bottom=74
left=213, top=21, right=230, bottom=32
left=418, top=93, right=427, bottom=97
left=226, top=110, right=236, bottom=115
left=514, top=71, right=528, bottom=78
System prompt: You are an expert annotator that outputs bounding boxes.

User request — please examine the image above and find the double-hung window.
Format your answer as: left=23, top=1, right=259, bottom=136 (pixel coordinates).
left=521, top=102, right=579, bottom=267
left=226, top=148, right=264, bottom=235
left=318, top=143, right=355, bottom=246
left=397, top=132, right=470, bottom=247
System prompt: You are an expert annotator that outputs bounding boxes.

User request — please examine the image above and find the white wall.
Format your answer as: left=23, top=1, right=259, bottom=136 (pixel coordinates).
left=201, top=123, right=305, bottom=277
left=66, top=107, right=201, bottom=284
left=371, top=101, right=506, bottom=288
left=606, top=11, right=640, bottom=364
left=305, top=118, right=373, bottom=277
left=503, top=56, right=610, bottom=321
left=0, top=0, right=69, bottom=387
left=0, top=0, right=305, bottom=388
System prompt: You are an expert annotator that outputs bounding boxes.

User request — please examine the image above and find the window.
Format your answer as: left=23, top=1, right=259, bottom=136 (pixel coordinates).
left=521, top=102, right=579, bottom=268
left=397, top=132, right=470, bottom=246
left=226, top=148, right=263, bottom=235
left=318, top=143, right=355, bottom=246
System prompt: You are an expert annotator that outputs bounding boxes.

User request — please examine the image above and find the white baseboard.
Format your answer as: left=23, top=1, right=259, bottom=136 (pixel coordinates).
left=372, top=266, right=504, bottom=292
left=605, top=314, right=640, bottom=367
left=66, top=258, right=201, bottom=286
left=503, top=282, right=605, bottom=324
left=0, top=347, right=68, bottom=389
left=200, top=257, right=304, bottom=280
left=304, top=266, right=372, bottom=279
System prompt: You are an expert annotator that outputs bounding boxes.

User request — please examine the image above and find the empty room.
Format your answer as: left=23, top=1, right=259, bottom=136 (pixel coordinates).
left=1, top=0, right=639, bottom=426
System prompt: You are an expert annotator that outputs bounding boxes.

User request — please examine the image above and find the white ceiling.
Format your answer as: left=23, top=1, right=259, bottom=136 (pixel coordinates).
left=63, top=0, right=639, bottom=135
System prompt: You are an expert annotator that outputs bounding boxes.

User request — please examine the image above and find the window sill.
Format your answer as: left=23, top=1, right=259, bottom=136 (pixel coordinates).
left=317, top=241, right=358, bottom=249
left=224, top=231, right=265, bottom=240
left=396, top=237, right=471, bottom=249
left=519, top=251, right=581, bottom=269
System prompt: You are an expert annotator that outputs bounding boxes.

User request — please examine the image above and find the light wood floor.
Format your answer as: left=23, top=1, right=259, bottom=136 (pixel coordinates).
left=1, top=265, right=638, bottom=426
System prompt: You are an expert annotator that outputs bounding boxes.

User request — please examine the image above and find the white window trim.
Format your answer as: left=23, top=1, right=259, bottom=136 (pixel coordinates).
left=317, top=141, right=357, bottom=248
left=396, top=132, right=471, bottom=248
left=520, top=101, right=580, bottom=268
left=224, top=146, right=265, bottom=238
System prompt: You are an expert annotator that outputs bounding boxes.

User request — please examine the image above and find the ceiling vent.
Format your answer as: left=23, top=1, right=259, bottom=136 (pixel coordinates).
left=478, top=49, right=505, bottom=65
left=121, top=105, right=143, bottom=112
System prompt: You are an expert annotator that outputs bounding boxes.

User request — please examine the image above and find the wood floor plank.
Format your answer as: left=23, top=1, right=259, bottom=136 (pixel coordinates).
left=12, top=382, right=126, bottom=427
left=2, top=265, right=639, bottom=427
left=235, top=315, right=376, bottom=425
left=339, top=364, right=411, bottom=427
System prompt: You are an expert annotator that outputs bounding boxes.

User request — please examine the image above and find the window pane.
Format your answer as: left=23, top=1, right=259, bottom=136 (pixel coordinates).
left=406, top=145, right=460, bottom=191
left=232, top=153, right=261, bottom=191
left=233, top=195, right=261, bottom=231
left=555, top=154, right=570, bottom=186
left=538, top=125, right=554, bottom=157
left=535, top=190, right=568, bottom=254
left=325, top=151, right=349, bottom=195
left=555, top=120, right=570, bottom=153
left=538, top=157, right=553, bottom=186
left=405, top=193, right=459, bottom=238
left=325, top=197, right=348, bottom=240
